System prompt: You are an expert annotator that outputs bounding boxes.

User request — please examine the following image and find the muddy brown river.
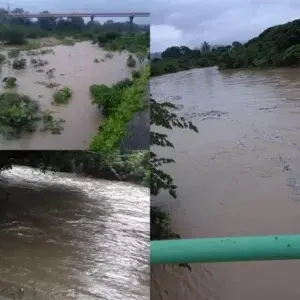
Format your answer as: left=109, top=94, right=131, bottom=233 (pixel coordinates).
left=151, top=67, right=300, bottom=300
left=0, top=41, right=133, bottom=150
left=0, top=166, right=149, bottom=299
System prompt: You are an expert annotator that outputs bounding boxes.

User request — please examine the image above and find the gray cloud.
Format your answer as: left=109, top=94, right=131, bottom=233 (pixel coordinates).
left=151, top=0, right=300, bottom=52
left=4, top=0, right=149, bottom=24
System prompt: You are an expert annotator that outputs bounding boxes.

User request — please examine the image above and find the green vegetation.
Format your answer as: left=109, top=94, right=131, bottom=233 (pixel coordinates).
left=132, top=70, right=141, bottom=79
left=3, top=76, right=17, bottom=88
left=0, top=92, right=40, bottom=138
left=99, top=31, right=150, bottom=57
left=150, top=43, right=230, bottom=76
left=41, top=111, right=65, bottom=134
left=127, top=54, right=136, bottom=68
left=0, top=7, right=148, bottom=49
left=217, top=18, right=300, bottom=69
left=0, top=150, right=149, bottom=186
left=89, top=65, right=149, bottom=154
left=150, top=97, right=198, bottom=271
left=152, top=18, right=300, bottom=76
left=30, top=58, right=48, bottom=67
left=60, top=38, right=75, bottom=46
left=8, top=49, right=20, bottom=58
left=12, top=57, right=26, bottom=69
left=88, top=30, right=149, bottom=153
left=52, top=87, right=72, bottom=105
left=0, top=92, right=65, bottom=139
left=0, top=53, right=6, bottom=63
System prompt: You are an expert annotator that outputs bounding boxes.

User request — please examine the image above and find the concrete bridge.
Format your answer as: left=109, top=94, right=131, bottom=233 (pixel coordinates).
left=7, top=12, right=150, bottom=24
left=8, top=12, right=150, bottom=18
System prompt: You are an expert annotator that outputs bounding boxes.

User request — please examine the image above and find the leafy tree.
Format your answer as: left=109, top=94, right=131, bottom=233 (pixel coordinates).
left=0, top=27, right=26, bottom=44
left=37, top=11, right=57, bottom=31
left=150, top=97, right=198, bottom=270
left=201, top=41, right=210, bottom=53
left=150, top=97, right=198, bottom=236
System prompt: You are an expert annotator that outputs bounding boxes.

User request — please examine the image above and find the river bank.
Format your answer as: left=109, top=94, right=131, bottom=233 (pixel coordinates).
left=0, top=39, right=134, bottom=150
left=151, top=67, right=300, bottom=300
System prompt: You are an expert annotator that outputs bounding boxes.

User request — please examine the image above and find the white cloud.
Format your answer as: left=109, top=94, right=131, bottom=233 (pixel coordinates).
left=151, top=0, right=300, bottom=52
left=151, top=25, right=183, bottom=52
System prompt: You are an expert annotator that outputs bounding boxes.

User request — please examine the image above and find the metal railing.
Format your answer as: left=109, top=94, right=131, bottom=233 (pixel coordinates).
left=150, top=234, right=300, bottom=264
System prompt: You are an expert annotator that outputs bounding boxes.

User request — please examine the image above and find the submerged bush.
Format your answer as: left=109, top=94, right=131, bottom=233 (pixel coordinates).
left=40, top=111, right=65, bottom=134
left=89, top=79, right=133, bottom=117
left=52, top=87, right=72, bottom=105
left=3, top=76, right=17, bottom=88
left=127, top=54, right=136, bottom=68
left=8, top=49, right=20, bottom=58
left=0, top=53, right=6, bottom=63
left=12, top=58, right=26, bottom=69
left=0, top=92, right=41, bottom=138
left=30, top=58, right=48, bottom=67
left=61, top=38, right=75, bottom=46
left=132, top=70, right=141, bottom=79
left=105, top=52, right=113, bottom=59
left=39, top=48, right=54, bottom=55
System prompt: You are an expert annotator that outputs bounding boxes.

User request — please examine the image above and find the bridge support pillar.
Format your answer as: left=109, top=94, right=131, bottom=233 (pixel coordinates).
left=129, top=15, right=134, bottom=33
left=90, top=14, right=94, bottom=22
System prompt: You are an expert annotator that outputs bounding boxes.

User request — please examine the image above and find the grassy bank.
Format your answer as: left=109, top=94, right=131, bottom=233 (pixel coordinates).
left=88, top=31, right=149, bottom=153
left=90, top=65, right=149, bottom=153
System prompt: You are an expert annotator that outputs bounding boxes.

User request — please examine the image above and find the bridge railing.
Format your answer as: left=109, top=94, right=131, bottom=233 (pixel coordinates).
left=150, top=234, right=300, bottom=264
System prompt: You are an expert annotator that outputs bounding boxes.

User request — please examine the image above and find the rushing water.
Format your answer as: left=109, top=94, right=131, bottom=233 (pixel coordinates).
left=0, top=41, right=133, bottom=150
left=151, top=67, right=300, bottom=300
left=0, top=166, right=149, bottom=300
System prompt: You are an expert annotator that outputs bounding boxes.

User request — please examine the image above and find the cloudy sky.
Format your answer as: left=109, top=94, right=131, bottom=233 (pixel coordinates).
left=0, top=0, right=149, bottom=23
left=151, top=0, right=300, bottom=52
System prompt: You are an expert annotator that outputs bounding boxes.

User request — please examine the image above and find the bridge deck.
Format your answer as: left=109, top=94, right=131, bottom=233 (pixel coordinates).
left=8, top=12, right=150, bottom=18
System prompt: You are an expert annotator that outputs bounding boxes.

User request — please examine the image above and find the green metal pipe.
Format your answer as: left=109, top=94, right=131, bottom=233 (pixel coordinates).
left=150, top=234, right=300, bottom=264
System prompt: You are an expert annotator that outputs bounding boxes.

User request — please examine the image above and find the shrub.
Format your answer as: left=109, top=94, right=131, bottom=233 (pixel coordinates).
left=31, top=58, right=48, bottom=67
left=105, top=52, right=113, bottom=59
left=89, top=79, right=133, bottom=117
left=12, top=58, right=26, bottom=69
left=0, top=53, right=6, bottom=63
left=1, top=28, right=26, bottom=45
left=127, top=54, right=136, bottom=68
left=132, top=70, right=141, bottom=79
left=40, top=111, right=65, bottom=134
left=0, top=92, right=41, bottom=138
left=61, top=38, right=75, bottom=46
left=97, top=33, right=108, bottom=46
left=52, top=87, right=72, bottom=105
left=3, top=76, right=17, bottom=88
left=8, top=49, right=20, bottom=58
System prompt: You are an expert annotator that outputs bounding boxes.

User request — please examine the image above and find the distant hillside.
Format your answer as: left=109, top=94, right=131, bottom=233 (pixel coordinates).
left=218, top=18, right=300, bottom=69
left=150, top=52, right=162, bottom=59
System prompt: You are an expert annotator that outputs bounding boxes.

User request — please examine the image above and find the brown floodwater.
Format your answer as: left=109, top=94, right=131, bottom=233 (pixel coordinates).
left=151, top=67, right=300, bottom=300
left=0, top=41, right=133, bottom=150
left=0, top=166, right=149, bottom=299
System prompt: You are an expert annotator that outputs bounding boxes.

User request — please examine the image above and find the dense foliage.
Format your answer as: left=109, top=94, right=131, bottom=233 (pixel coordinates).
left=218, top=18, right=300, bottom=69
left=89, top=65, right=149, bottom=154
left=152, top=18, right=300, bottom=76
left=0, top=7, right=149, bottom=45
left=0, top=92, right=65, bottom=138
left=0, top=150, right=149, bottom=186
left=150, top=43, right=229, bottom=76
